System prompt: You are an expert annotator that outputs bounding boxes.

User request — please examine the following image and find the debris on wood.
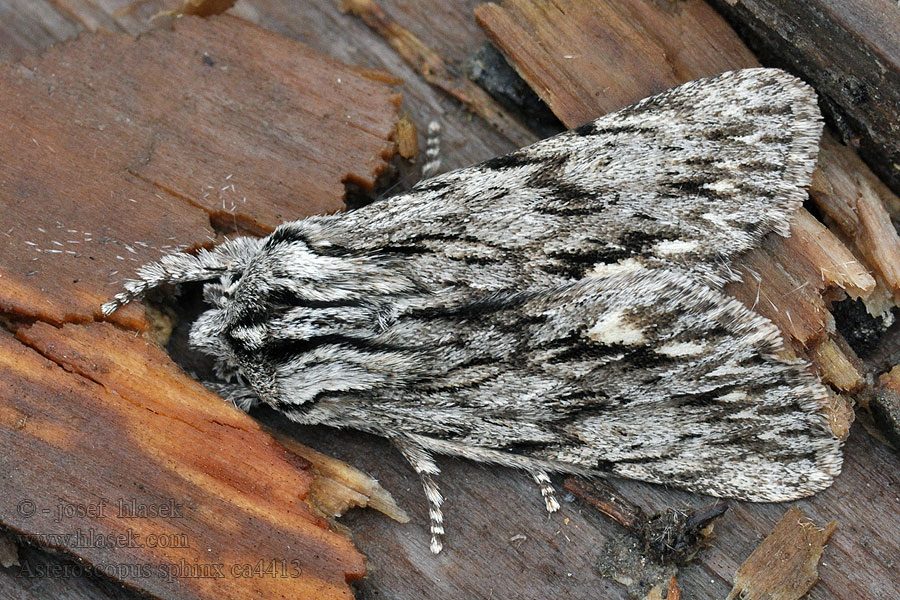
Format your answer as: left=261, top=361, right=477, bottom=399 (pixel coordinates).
left=3, top=322, right=365, bottom=600
left=0, top=14, right=401, bottom=330
left=596, top=532, right=678, bottom=600
left=566, top=478, right=725, bottom=599
left=645, top=577, right=681, bottom=600
left=566, top=479, right=726, bottom=565
left=726, top=507, right=838, bottom=600
left=341, top=0, right=535, bottom=146
left=710, top=0, right=900, bottom=199
left=393, top=115, right=419, bottom=159
left=269, top=428, right=411, bottom=524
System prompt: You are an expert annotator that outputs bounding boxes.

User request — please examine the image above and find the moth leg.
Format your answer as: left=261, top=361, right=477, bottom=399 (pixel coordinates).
left=392, top=436, right=445, bottom=554
left=101, top=236, right=263, bottom=315
left=201, top=380, right=259, bottom=412
left=530, top=469, right=560, bottom=513
left=420, top=121, right=442, bottom=178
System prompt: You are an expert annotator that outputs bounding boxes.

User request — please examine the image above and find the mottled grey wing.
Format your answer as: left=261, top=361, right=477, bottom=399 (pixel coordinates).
left=268, top=268, right=840, bottom=502
left=191, top=68, right=835, bottom=502
left=277, top=68, right=822, bottom=291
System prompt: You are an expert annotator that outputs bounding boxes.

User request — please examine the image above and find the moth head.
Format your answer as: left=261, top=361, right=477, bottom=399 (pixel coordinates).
left=189, top=297, right=245, bottom=383
left=189, top=273, right=272, bottom=388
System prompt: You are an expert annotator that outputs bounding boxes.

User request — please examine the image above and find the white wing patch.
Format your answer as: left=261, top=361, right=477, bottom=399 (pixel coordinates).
left=587, top=310, right=646, bottom=345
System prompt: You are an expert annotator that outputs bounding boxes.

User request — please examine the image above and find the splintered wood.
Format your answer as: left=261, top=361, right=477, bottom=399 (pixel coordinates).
left=267, top=428, right=411, bottom=524
left=727, top=507, right=837, bottom=600
left=4, top=323, right=366, bottom=600
left=475, top=0, right=900, bottom=439
left=341, top=0, right=535, bottom=147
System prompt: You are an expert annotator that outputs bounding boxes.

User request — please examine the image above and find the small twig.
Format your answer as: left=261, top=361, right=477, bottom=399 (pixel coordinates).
left=565, top=477, right=728, bottom=565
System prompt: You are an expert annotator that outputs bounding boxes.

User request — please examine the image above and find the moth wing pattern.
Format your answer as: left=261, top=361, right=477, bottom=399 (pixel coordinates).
left=276, top=68, right=823, bottom=292
left=103, top=68, right=842, bottom=553
left=270, top=269, right=841, bottom=502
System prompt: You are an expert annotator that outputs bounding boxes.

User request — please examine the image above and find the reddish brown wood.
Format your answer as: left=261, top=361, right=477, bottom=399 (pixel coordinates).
left=0, top=11, right=407, bottom=600
left=2, top=3, right=900, bottom=600
left=726, top=507, right=837, bottom=600
left=0, top=14, right=400, bottom=329
left=341, top=0, right=535, bottom=146
left=3, top=322, right=365, bottom=599
left=475, top=0, right=756, bottom=125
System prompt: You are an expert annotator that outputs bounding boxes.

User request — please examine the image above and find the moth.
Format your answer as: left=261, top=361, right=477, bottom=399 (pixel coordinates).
left=103, top=68, right=843, bottom=554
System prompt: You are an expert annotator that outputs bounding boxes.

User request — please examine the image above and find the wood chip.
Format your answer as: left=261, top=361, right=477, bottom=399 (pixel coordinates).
left=269, top=428, right=411, bottom=524
left=393, top=114, right=419, bottom=159
left=727, top=507, right=837, bottom=600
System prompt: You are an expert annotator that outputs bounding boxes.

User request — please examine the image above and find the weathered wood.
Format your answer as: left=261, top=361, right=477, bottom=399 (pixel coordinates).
left=3, top=322, right=365, bottom=600
left=711, top=0, right=900, bottom=200
left=231, top=0, right=520, bottom=174
left=0, top=540, right=148, bottom=600
left=0, top=14, right=400, bottom=329
left=476, top=0, right=755, bottom=125
left=340, top=0, right=536, bottom=147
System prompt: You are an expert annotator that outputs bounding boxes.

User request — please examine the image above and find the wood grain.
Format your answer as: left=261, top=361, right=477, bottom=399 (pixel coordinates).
left=3, top=323, right=365, bottom=600
left=0, top=10, right=404, bottom=600
left=0, top=14, right=400, bottom=329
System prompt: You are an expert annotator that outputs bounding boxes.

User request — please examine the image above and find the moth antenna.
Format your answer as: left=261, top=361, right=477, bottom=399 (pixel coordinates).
left=420, top=120, right=442, bottom=179
left=394, top=436, right=445, bottom=554
left=530, top=470, right=560, bottom=513
left=100, top=236, right=263, bottom=315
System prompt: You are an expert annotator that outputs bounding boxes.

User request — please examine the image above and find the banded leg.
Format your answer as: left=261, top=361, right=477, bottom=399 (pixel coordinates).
left=393, top=436, right=445, bottom=554
left=530, top=470, right=560, bottom=513
left=420, top=121, right=442, bottom=178
left=101, top=236, right=263, bottom=315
